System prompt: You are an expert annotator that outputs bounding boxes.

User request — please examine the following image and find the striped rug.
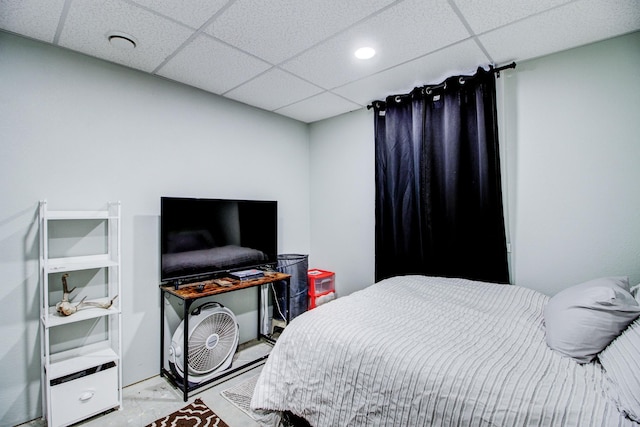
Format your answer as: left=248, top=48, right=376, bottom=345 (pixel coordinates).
left=146, top=398, right=229, bottom=427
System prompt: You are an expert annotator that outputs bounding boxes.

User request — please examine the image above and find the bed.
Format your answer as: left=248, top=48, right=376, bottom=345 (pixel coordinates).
left=251, top=275, right=640, bottom=426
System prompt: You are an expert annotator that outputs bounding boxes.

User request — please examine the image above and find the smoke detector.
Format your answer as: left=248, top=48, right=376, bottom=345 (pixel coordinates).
left=107, top=32, right=137, bottom=50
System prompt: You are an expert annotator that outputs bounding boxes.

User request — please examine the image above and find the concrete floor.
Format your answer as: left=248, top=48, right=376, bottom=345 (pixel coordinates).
left=22, top=343, right=270, bottom=427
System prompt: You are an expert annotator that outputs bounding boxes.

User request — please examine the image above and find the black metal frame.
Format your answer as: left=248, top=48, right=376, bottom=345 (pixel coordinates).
left=159, top=275, right=290, bottom=401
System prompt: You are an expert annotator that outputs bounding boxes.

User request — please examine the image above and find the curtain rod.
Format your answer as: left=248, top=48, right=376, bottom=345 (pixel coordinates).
left=366, top=62, right=516, bottom=110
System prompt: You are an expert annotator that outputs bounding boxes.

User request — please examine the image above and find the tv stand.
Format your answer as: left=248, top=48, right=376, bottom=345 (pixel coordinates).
left=159, top=272, right=291, bottom=401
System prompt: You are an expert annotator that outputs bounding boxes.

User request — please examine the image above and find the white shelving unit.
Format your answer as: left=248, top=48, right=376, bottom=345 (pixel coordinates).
left=39, top=200, right=122, bottom=427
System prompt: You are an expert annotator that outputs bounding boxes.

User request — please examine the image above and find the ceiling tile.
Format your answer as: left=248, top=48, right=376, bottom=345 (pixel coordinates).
left=2, top=0, right=638, bottom=123
left=453, top=0, right=573, bottom=34
left=207, top=0, right=395, bottom=64
left=157, top=34, right=271, bottom=94
left=58, top=0, right=194, bottom=72
left=0, top=0, right=67, bottom=43
left=480, top=0, right=640, bottom=64
left=225, top=68, right=324, bottom=112
left=334, top=40, right=490, bottom=106
left=129, top=0, right=228, bottom=29
left=281, top=0, right=470, bottom=89
left=275, top=92, right=362, bottom=123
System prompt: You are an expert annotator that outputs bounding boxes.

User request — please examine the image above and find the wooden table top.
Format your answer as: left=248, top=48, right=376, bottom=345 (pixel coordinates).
left=160, top=272, right=291, bottom=300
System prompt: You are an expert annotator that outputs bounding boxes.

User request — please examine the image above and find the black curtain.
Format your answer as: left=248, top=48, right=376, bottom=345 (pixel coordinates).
left=374, top=67, right=509, bottom=284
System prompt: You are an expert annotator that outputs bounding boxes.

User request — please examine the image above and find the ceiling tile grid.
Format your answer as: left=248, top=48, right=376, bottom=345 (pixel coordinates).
left=224, top=68, right=324, bottom=112
left=128, top=0, right=228, bottom=29
left=275, top=91, right=362, bottom=123
left=451, top=0, right=575, bottom=34
left=206, top=0, right=396, bottom=64
left=1, top=0, right=639, bottom=123
left=479, top=0, right=640, bottom=64
left=280, top=0, right=471, bottom=90
left=58, top=0, right=194, bottom=73
left=0, top=0, right=66, bottom=42
left=334, top=39, right=491, bottom=106
left=157, top=34, right=271, bottom=95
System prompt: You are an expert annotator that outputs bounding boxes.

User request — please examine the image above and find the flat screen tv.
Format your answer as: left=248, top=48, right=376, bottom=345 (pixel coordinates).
left=160, top=197, right=277, bottom=285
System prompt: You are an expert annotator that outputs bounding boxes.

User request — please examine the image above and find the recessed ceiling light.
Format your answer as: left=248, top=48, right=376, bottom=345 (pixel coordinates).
left=354, top=47, right=376, bottom=60
left=107, top=32, right=137, bottom=50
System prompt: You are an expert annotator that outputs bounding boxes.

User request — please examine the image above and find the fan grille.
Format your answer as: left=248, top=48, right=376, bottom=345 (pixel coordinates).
left=188, top=311, right=237, bottom=374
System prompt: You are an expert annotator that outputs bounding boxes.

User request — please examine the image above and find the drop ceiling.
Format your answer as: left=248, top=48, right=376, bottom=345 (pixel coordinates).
left=1, top=0, right=639, bottom=123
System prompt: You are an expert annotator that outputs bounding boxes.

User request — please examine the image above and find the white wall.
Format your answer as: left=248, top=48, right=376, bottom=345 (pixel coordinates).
left=503, top=31, right=640, bottom=295
left=0, top=32, right=310, bottom=426
left=309, top=31, right=640, bottom=297
left=308, top=109, right=375, bottom=297
left=3, top=26, right=640, bottom=427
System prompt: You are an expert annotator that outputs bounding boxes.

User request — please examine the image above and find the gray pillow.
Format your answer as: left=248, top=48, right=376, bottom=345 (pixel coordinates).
left=544, top=277, right=640, bottom=363
left=599, top=317, right=640, bottom=421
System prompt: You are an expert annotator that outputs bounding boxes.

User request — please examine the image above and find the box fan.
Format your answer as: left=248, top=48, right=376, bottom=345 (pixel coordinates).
left=169, top=302, right=239, bottom=384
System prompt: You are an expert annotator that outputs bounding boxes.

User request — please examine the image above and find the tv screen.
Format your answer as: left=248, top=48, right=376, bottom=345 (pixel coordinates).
left=160, top=197, right=277, bottom=284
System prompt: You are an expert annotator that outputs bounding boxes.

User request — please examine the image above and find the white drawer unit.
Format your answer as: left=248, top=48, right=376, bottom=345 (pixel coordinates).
left=49, top=362, right=119, bottom=427
left=39, top=201, right=122, bottom=426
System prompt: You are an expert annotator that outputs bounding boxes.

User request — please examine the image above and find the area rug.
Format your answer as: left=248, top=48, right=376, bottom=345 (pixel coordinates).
left=146, top=398, right=229, bottom=427
left=220, top=374, right=260, bottom=420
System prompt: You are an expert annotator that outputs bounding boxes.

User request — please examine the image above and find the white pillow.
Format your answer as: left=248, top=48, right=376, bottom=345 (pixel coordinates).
left=599, top=317, right=640, bottom=421
left=544, top=277, right=640, bottom=363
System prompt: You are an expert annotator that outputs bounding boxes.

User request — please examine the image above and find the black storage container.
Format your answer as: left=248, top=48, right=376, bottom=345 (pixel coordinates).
left=274, top=254, right=308, bottom=321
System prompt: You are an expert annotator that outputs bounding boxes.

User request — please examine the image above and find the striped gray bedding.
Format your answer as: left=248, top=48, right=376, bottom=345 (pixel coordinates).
left=251, top=275, right=638, bottom=427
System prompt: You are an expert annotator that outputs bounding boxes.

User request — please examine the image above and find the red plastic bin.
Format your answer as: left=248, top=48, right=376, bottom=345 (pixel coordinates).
left=307, top=269, right=335, bottom=309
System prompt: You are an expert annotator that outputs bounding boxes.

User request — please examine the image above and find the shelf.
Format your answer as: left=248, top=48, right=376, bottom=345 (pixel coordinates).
left=43, top=299, right=120, bottom=327
left=161, top=272, right=291, bottom=300
left=46, top=255, right=117, bottom=273
left=40, top=200, right=122, bottom=426
left=46, top=210, right=113, bottom=220
left=48, top=344, right=119, bottom=380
